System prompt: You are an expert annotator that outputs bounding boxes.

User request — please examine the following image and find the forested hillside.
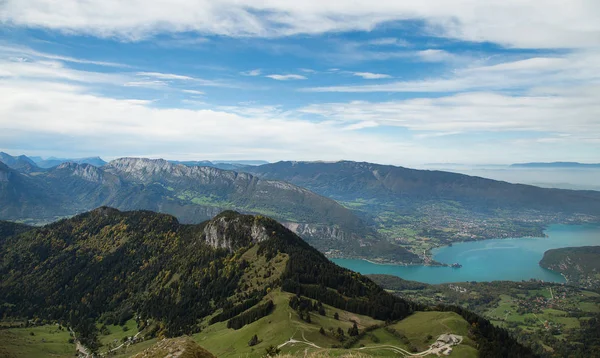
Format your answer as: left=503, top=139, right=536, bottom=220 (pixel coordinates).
left=540, top=246, right=600, bottom=289
left=0, top=208, right=534, bottom=357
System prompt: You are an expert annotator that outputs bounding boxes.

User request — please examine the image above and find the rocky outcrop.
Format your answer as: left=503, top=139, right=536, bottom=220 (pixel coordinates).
left=202, top=212, right=270, bottom=251
left=55, top=162, right=104, bottom=183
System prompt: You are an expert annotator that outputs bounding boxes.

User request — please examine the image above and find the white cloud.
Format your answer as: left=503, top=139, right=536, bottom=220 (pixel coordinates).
left=182, top=89, right=205, bottom=95
left=2, top=1, right=599, bottom=48
left=0, top=58, right=130, bottom=85
left=124, top=80, right=168, bottom=88
left=300, top=89, right=600, bottom=137
left=352, top=72, right=392, bottom=79
left=0, top=77, right=420, bottom=163
left=0, top=44, right=129, bottom=67
left=241, top=69, right=262, bottom=76
left=417, top=49, right=455, bottom=62
left=304, top=50, right=600, bottom=93
left=265, top=74, right=307, bottom=81
left=368, top=38, right=410, bottom=47
left=136, top=72, right=194, bottom=80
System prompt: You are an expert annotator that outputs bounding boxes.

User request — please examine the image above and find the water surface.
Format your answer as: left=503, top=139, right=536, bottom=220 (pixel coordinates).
left=332, top=224, right=600, bottom=284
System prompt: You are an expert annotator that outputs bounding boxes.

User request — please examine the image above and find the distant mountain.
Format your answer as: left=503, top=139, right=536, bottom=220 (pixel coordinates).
left=246, top=161, right=600, bottom=245
left=0, top=208, right=534, bottom=357
left=511, top=162, right=600, bottom=168
left=540, top=246, right=600, bottom=289
left=0, top=158, right=415, bottom=262
left=169, top=160, right=251, bottom=171
left=0, top=152, right=39, bottom=173
left=169, top=159, right=269, bottom=170
left=34, top=155, right=107, bottom=168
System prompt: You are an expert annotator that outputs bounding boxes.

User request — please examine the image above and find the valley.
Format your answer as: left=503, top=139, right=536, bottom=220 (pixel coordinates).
left=334, top=224, right=600, bottom=284
left=247, top=161, right=600, bottom=261
left=369, top=275, right=600, bottom=358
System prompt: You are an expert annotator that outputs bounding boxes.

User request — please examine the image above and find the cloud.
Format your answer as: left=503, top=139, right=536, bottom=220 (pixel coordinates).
left=136, top=71, right=231, bottom=87
left=304, top=50, right=600, bottom=93
left=0, top=44, right=129, bottom=68
left=0, top=47, right=239, bottom=94
left=417, top=49, right=455, bottom=62
left=368, top=38, right=410, bottom=47
left=300, top=89, right=600, bottom=137
left=241, top=69, right=262, bottom=76
left=0, top=77, right=420, bottom=163
left=265, top=74, right=307, bottom=81
left=2, top=1, right=599, bottom=49
left=136, top=72, right=195, bottom=80
left=124, top=80, right=168, bottom=88
left=352, top=72, right=392, bottom=79
left=182, top=89, right=205, bottom=95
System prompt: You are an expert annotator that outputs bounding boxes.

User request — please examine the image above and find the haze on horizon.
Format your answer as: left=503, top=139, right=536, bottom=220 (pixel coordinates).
left=1, top=0, right=599, bottom=166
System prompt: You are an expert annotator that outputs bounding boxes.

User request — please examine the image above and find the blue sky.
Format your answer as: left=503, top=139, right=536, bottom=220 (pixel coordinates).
left=1, top=1, right=599, bottom=165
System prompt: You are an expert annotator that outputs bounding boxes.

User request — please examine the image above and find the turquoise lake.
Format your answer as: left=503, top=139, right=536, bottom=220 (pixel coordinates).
left=332, top=224, right=600, bottom=284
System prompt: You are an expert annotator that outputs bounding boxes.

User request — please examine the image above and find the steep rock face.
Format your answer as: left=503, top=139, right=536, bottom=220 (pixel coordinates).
left=284, top=222, right=348, bottom=242
left=55, top=162, right=105, bottom=183
left=202, top=211, right=270, bottom=251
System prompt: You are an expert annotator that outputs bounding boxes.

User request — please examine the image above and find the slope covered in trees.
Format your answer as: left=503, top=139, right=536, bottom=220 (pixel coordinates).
left=0, top=208, right=536, bottom=357
left=540, top=246, right=600, bottom=289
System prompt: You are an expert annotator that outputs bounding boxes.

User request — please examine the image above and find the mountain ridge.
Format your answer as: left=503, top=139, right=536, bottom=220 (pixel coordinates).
left=0, top=208, right=536, bottom=357
left=0, top=157, right=416, bottom=262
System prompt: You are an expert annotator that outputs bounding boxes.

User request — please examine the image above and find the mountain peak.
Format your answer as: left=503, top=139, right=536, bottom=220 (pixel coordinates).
left=55, top=161, right=104, bottom=182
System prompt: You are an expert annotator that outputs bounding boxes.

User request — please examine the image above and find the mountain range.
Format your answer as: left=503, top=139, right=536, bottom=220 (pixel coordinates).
left=2, top=153, right=600, bottom=262
left=246, top=161, right=600, bottom=245
left=0, top=208, right=535, bottom=357
left=511, top=162, right=600, bottom=168
left=0, top=157, right=415, bottom=262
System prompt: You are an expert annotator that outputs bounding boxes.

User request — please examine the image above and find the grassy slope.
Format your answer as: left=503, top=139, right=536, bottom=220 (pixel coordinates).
left=194, top=291, right=476, bottom=358
left=0, top=325, right=74, bottom=358
left=195, top=290, right=383, bottom=357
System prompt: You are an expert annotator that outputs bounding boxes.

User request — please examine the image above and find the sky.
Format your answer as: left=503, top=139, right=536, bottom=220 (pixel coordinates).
left=0, top=1, right=599, bottom=166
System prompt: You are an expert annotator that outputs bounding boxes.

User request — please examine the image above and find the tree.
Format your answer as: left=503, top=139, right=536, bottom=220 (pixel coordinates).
left=248, top=334, right=259, bottom=347
left=334, top=312, right=339, bottom=320
left=348, top=322, right=359, bottom=337
left=319, top=327, right=326, bottom=335
left=264, top=345, right=280, bottom=357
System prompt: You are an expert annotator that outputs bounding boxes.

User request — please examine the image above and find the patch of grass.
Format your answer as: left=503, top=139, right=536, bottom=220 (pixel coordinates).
left=390, top=311, right=475, bottom=351
left=0, top=324, right=74, bottom=358
left=578, top=302, right=600, bottom=313
left=194, top=290, right=383, bottom=357
left=97, top=319, right=139, bottom=354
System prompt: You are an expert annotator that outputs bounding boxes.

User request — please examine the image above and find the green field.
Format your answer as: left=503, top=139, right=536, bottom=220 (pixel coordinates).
left=194, top=291, right=475, bottom=357
left=0, top=324, right=75, bottom=358
left=0, top=296, right=481, bottom=358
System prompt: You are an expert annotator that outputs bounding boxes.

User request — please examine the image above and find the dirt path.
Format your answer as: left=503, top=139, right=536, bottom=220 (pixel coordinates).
left=69, top=328, right=89, bottom=357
